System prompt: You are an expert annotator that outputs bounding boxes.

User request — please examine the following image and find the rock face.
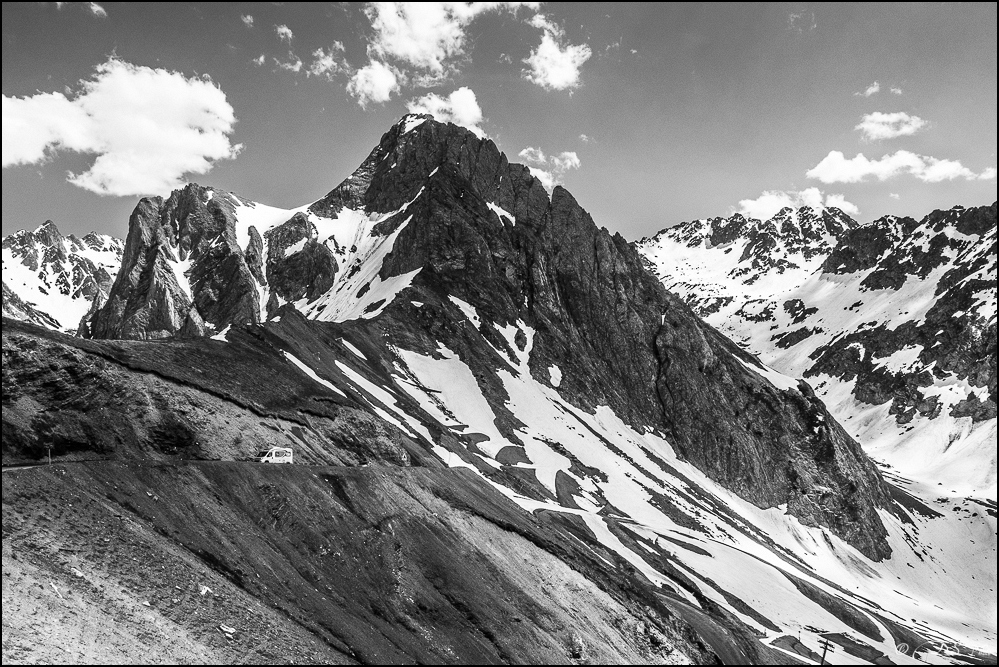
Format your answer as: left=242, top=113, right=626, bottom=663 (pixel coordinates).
left=84, top=186, right=262, bottom=340
left=638, top=202, right=998, bottom=495
left=1, top=220, right=123, bottom=331
left=80, top=115, right=894, bottom=560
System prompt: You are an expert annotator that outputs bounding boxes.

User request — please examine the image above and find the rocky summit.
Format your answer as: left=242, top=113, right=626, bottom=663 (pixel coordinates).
left=3, top=116, right=997, bottom=665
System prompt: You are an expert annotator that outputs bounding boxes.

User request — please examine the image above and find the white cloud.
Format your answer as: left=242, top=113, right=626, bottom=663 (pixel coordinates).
left=855, top=111, right=928, bottom=141
left=309, top=43, right=346, bottom=80
left=347, top=61, right=401, bottom=107
left=579, top=133, right=591, bottom=143
left=890, top=86, right=903, bottom=95
left=823, top=193, right=860, bottom=216
left=551, top=151, right=580, bottom=172
left=806, top=150, right=994, bottom=184
left=252, top=54, right=266, bottom=67
left=241, top=14, right=254, bottom=28
left=275, top=24, right=293, bottom=44
left=523, top=14, right=592, bottom=91
left=406, top=87, right=485, bottom=138
left=889, top=193, right=901, bottom=200
left=275, top=53, right=303, bottom=73
left=735, top=188, right=859, bottom=220
left=856, top=81, right=880, bottom=97
left=978, top=167, right=997, bottom=181
left=363, top=2, right=537, bottom=82
left=518, top=146, right=581, bottom=192
left=2, top=58, right=240, bottom=197
left=518, top=146, right=546, bottom=164
left=787, top=11, right=816, bottom=32
left=53, top=2, right=106, bottom=17
left=528, top=166, right=556, bottom=191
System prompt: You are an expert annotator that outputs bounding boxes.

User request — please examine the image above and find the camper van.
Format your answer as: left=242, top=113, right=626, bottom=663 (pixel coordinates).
left=255, top=447, right=293, bottom=464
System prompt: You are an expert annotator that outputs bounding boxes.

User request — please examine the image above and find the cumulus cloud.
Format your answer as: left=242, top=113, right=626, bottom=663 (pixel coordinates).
left=2, top=58, right=240, bottom=197
left=407, top=87, right=485, bottom=137
left=241, top=14, right=254, bottom=28
left=309, top=43, right=347, bottom=80
left=855, top=112, right=928, bottom=141
left=275, top=24, right=293, bottom=44
left=518, top=146, right=581, bottom=192
left=806, top=150, right=995, bottom=184
left=519, top=146, right=546, bottom=165
left=252, top=54, right=266, bottom=67
left=362, top=2, right=537, bottom=83
left=889, top=193, right=901, bottom=200
left=735, top=188, right=859, bottom=220
left=523, top=14, right=592, bottom=91
left=856, top=81, right=880, bottom=97
left=890, top=86, right=903, bottom=95
left=979, top=167, right=998, bottom=181
left=347, top=61, right=401, bottom=107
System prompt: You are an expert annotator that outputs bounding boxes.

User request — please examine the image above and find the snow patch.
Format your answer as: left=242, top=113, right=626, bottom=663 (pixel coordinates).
left=282, top=352, right=346, bottom=398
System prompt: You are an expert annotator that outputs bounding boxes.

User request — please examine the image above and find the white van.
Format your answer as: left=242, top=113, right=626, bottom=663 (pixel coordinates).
left=256, top=447, right=293, bottom=464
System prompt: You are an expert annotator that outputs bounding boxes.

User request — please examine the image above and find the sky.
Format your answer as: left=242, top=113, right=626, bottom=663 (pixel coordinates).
left=2, top=2, right=997, bottom=241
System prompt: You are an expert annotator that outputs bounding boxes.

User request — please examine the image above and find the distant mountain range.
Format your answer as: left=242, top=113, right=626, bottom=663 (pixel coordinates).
left=2, top=221, right=123, bottom=331
left=637, top=202, right=997, bottom=497
left=3, top=115, right=995, bottom=665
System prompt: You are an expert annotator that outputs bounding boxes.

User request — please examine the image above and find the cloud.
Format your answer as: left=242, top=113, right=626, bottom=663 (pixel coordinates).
left=252, top=54, right=266, bottom=67
left=806, top=150, right=994, bottom=184
left=856, top=81, right=880, bottom=97
left=241, top=14, right=254, bottom=28
left=890, top=86, right=903, bottom=95
left=735, top=188, right=858, bottom=220
left=275, top=53, right=303, bottom=73
left=53, top=2, right=106, bottom=18
left=275, top=24, right=293, bottom=44
left=579, top=134, right=591, bottom=143
left=518, top=146, right=546, bottom=164
left=518, top=146, right=581, bottom=192
left=855, top=112, right=928, bottom=141
left=309, top=43, right=347, bottom=80
left=406, top=87, right=485, bottom=137
left=787, top=11, right=816, bottom=32
left=979, top=167, right=998, bottom=181
left=523, top=14, right=592, bottom=91
left=2, top=58, right=241, bottom=197
left=889, top=193, right=900, bottom=200
left=347, top=61, right=401, bottom=107
left=363, top=2, right=537, bottom=80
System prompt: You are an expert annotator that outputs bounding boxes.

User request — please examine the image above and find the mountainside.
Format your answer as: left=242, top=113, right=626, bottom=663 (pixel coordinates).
left=637, top=204, right=997, bottom=499
left=4, top=116, right=996, bottom=665
left=2, top=221, right=124, bottom=332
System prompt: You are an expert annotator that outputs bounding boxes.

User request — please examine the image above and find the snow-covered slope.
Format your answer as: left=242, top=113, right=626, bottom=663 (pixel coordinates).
left=637, top=204, right=997, bottom=502
left=17, top=116, right=993, bottom=664
left=2, top=221, right=123, bottom=331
